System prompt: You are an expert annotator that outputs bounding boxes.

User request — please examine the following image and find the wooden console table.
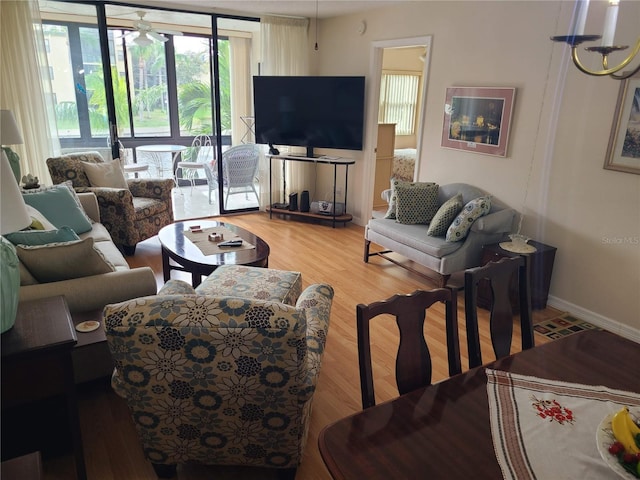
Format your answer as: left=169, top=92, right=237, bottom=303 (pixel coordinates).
left=267, top=154, right=355, bottom=227
left=1, top=296, right=87, bottom=480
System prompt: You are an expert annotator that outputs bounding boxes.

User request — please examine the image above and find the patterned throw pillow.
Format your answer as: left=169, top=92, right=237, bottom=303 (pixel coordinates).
left=385, top=179, right=436, bottom=220
left=427, top=193, right=464, bottom=237
left=395, top=182, right=440, bottom=225
left=446, top=196, right=492, bottom=242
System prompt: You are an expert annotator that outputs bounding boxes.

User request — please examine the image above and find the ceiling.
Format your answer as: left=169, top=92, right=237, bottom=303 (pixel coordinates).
left=40, top=0, right=405, bottom=30
left=133, top=0, right=403, bottom=20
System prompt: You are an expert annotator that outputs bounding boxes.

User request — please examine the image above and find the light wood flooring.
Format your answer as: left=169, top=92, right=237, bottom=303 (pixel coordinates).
left=43, top=212, right=559, bottom=479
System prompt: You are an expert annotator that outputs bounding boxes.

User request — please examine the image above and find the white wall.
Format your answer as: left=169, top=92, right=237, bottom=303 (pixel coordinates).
left=316, top=1, right=640, bottom=337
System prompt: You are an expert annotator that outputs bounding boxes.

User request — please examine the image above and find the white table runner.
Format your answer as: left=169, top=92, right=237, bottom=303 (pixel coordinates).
left=486, top=368, right=640, bottom=480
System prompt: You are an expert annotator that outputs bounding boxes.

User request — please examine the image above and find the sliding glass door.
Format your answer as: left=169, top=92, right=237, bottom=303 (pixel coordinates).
left=39, top=1, right=260, bottom=215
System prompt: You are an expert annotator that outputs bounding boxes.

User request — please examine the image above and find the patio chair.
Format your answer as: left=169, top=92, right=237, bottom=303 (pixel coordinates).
left=175, top=134, right=214, bottom=193
left=204, top=143, right=260, bottom=207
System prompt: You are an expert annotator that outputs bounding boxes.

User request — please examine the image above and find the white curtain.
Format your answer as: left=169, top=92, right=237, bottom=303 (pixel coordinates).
left=259, top=16, right=310, bottom=209
left=230, top=37, right=253, bottom=146
left=0, top=1, right=59, bottom=185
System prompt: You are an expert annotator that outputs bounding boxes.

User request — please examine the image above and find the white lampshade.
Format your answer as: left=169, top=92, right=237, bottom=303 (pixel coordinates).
left=1, top=151, right=31, bottom=234
left=0, top=110, right=24, bottom=146
left=134, top=32, right=153, bottom=46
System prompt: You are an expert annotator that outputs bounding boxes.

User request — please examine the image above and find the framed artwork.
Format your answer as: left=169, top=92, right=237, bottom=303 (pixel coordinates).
left=604, top=72, right=640, bottom=175
left=441, top=86, right=516, bottom=157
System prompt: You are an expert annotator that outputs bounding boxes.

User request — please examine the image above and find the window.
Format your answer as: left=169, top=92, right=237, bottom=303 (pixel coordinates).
left=379, top=72, right=420, bottom=136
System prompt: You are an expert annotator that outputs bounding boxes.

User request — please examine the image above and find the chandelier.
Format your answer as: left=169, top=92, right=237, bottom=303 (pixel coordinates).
left=551, top=0, right=640, bottom=80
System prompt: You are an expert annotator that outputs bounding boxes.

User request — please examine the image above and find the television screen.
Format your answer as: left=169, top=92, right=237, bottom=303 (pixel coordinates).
left=253, top=76, right=365, bottom=155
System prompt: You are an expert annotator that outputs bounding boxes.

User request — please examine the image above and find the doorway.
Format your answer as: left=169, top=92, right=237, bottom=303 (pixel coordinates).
left=366, top=36, right=431, bottom=217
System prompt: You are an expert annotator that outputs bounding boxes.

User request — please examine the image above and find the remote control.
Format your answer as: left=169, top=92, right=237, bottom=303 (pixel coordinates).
left=218, top=239, right=243, bottom=247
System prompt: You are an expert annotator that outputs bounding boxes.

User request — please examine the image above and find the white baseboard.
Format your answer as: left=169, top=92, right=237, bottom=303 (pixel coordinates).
left=547, top=295, right=640, bottom=343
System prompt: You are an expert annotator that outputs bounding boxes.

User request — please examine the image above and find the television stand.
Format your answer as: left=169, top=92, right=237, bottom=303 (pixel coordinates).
left=267, top=154, right=355, bottom=227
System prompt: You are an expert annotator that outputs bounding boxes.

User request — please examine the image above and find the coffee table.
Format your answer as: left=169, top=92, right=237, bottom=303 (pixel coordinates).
left=158, top=220, right=270, bottom=287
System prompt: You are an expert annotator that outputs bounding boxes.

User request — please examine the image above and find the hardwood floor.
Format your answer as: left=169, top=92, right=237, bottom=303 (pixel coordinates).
left=43, top=212, right=559, bottom=479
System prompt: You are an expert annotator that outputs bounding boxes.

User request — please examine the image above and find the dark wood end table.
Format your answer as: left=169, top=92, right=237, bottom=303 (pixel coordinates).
left=158, top=220, right=270, bottom=287
left=1, top=296, right=87, bottom=480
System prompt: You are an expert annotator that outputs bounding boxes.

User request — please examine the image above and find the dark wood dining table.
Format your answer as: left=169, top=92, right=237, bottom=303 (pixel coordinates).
left=318, top=329, right=640, bottom=479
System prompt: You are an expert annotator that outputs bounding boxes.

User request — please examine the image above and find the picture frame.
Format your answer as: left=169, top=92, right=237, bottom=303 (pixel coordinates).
left=441, top=86, right=515, bottom=157
left=604, top=72, right=640, bottom=175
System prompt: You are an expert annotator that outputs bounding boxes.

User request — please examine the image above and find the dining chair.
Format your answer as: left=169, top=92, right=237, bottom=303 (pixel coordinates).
left=175, top=134, right=214, bottom=193
left=464, top=255, right=535, bottom=369
left=357, top=288, right=461, bottom=409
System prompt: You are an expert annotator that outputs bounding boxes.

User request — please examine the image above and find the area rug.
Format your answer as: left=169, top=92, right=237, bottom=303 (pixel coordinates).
left=533, top=314, right=600, bottom=340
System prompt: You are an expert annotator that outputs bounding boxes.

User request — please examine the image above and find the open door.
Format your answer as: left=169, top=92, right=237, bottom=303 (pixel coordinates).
left=367, top=36, right=432, bottom=218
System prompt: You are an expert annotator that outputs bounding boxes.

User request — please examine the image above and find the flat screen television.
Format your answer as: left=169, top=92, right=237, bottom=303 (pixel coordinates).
left=253, top=76, right=365, bottom=157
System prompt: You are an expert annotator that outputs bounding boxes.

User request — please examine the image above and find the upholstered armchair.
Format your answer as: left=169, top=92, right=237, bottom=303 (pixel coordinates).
left=46, top=151, right=174, bottom=255
left=103, top=279, right=334, bottom=478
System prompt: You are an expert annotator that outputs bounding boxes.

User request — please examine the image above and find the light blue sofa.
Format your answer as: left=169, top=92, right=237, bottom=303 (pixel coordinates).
left=364, top=183, right=516, bottom=287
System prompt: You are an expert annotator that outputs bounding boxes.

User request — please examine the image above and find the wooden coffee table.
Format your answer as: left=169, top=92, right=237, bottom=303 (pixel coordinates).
left=158, top=220, right=270, bottom=287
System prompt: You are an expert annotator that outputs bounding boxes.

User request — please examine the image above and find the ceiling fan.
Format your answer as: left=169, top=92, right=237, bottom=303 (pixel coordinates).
left=126, top=11, right=179, bottom=46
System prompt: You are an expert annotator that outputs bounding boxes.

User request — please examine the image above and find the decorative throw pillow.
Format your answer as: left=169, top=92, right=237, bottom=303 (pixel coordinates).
left=5, top=226, right=79, bottom=246
left=395, top=182, right=440, bottom=225
left=22, top=183, right=93, bottom=234
left=25, top=205, right=57, bottom=231
left=82, top=160, right=128, bottom=189
left=427, top=193, right=464, bottom=237
left=16, top=237, right=115, bottom=283
left=384, top=178, right=405, bottom=219
left=446, top=196, right=492, bottom=242
left=384, top=179, right=436, bottom=220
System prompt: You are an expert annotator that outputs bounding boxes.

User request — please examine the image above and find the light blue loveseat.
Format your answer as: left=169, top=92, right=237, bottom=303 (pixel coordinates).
left=364, top=183, right=516, bottom=287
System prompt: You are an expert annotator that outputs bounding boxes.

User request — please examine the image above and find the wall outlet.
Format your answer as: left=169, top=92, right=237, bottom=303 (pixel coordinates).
left=335, top=187, right=343, bottom=197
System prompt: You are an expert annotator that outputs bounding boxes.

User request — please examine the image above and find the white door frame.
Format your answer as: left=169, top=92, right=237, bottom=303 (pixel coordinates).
left=361, top=35, right=432, bottom=221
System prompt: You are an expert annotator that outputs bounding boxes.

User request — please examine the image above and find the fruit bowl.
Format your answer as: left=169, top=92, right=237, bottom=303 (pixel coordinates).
left=597, top=407, right=640, bottom=479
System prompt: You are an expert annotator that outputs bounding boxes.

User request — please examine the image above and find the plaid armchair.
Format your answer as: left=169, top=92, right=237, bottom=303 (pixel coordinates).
left=46, top=152, right=173, bottom=255
left=103, top=278, right=333, bottom=478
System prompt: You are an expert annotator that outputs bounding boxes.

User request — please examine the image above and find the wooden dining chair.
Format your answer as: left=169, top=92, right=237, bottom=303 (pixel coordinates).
left=464, top=255, right=535, bottom=369
left=357, top=288, right=461, bottom=409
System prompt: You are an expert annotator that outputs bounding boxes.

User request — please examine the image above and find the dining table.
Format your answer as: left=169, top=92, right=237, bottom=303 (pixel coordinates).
left=135, top=144, right=187, bottom=179
left=318, top=329, right=640, bottom=479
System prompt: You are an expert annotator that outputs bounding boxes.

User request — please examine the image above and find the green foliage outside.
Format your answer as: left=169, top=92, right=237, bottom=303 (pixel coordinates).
left=54, top=34, right=231, bottom=138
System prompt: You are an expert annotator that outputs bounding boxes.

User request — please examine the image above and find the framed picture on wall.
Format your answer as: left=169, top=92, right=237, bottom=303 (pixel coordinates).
left=604, top=72, right=640, bottom=175
left=441, top=86, right=515, bottom=157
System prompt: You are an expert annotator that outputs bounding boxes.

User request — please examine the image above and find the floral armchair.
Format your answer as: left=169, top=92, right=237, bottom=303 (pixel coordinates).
left=46, top=151, right=174, bottom=255
left=103, top=278, right=334, bottom=478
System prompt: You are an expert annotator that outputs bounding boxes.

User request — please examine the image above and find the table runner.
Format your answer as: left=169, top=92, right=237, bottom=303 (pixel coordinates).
left=183, top=226, right=255, bottom=256
left=486, top=368, right=640, bottom=480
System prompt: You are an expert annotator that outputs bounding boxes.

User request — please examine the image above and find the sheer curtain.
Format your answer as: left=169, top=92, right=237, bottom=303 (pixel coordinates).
left=230, top=36, right=253, bottom=146
left=0, top=1, right=59, bottom=184
left=258, top=16, right=310, bottom=209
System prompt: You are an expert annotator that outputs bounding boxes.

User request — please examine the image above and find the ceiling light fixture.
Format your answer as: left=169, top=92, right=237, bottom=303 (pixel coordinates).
left=134, top=32, right=153, bottom=47
left=551, top=0, right=640, bottom=79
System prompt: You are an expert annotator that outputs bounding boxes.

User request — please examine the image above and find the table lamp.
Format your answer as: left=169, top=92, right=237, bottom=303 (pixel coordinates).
left=1, top=150, right=31, bottom=333
left=0, top=109, right=24, bottom=183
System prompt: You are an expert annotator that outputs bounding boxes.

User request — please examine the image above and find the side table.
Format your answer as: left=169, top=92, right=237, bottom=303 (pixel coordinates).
left=1, top=296, right=87, bottom=480
left=478, top=240, right=557, bottom=310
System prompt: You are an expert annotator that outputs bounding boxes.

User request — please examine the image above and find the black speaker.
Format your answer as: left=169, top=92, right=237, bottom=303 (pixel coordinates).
left=300, top=190, right=310, bottom=212
left=288, top=193, right=298, bottom=211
